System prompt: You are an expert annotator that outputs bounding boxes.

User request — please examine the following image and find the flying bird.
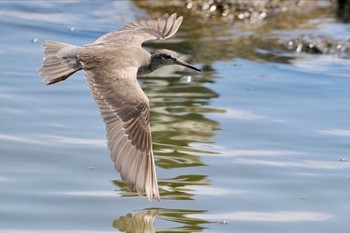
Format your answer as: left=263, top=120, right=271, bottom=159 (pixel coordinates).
left=38, top=13, right=201, bottom=201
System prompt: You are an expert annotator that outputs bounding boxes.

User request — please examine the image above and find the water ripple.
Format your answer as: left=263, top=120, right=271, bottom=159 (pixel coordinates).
left=189, top=211, right=332, bottom=222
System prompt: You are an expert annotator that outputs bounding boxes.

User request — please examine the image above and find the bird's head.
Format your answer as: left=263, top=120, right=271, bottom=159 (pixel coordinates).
left=151, top=49, right=201, bottom=72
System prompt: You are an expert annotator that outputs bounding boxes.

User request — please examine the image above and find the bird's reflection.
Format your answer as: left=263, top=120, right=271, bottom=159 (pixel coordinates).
left=113, top=208, right=211, bottom=233
left=113, top=209, right=158, bottom=233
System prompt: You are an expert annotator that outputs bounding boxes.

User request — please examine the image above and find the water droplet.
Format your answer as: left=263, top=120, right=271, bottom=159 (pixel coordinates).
left=31, top=38, right=38, bottom=43
left=182, top=75, right=192, bottom=83
left=339, top=158, right=347, bottom=162
left=70, top=26, right=77, bottom=32
left=88, top=166, right=95, bottom=170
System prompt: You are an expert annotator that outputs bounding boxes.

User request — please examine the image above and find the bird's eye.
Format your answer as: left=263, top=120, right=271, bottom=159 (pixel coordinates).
left=163, top=55, right=172, bottom=59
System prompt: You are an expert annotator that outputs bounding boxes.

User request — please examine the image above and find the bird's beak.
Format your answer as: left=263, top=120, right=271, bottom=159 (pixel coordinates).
left=175, top=58, right=201, bottom=72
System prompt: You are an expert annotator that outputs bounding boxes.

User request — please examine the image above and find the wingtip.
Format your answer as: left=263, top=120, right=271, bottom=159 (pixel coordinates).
left=168, top=13, right=177, bottom=22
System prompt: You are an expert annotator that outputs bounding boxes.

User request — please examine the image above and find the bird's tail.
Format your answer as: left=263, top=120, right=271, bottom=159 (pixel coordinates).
left=38, top=40, right=82, bottom=85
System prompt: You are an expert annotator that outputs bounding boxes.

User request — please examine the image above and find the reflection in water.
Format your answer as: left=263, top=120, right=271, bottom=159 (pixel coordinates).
left=143, top=77, right=221, bottom=169
left=113, top=208, right=211, bottom=233
left=113, top=210, right=158, bottom=233
left=112, top=208, right=332, bottom=233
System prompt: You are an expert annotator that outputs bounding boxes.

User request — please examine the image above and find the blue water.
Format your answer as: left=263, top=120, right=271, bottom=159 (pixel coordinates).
left=1, top=1, right=349, bottom=232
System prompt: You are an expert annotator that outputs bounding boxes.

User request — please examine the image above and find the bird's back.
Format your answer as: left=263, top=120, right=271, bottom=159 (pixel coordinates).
left=77, top=43, right=150, bottom=73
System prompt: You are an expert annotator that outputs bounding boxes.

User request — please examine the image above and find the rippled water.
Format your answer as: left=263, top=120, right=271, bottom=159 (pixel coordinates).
left=1, top=1, right=349, bottom=233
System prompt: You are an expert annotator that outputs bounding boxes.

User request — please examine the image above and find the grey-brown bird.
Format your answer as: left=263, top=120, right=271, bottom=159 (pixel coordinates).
left=38, top=13, right=201, bottom=201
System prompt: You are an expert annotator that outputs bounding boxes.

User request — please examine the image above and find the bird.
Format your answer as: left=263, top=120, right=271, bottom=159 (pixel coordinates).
left=38, top=13, right=201, bottom=201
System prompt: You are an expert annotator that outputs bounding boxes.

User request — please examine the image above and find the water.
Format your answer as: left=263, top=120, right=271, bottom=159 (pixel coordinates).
left=1, top=1, right=349, bottom=232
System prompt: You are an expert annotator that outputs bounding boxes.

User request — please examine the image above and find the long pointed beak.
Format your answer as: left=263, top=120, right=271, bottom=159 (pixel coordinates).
left=175, top=58, right=201, bottom=72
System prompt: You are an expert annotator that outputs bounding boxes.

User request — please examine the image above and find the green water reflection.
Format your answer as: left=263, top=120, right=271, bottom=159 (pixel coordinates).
left=113, top=210, right=157, bottom=233
left=113, top=208, right=211, bottom=233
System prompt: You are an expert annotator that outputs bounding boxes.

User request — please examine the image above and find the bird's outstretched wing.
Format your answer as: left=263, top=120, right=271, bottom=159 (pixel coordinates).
left=95, top=13, right=183, bottom=46
left=85, top=66, right=160, bottom=201
left=80, top=13, right=183, bottom=201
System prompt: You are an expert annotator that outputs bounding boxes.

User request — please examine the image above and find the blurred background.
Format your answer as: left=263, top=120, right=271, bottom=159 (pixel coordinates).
left=0, top=1, right=349, bottom=232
